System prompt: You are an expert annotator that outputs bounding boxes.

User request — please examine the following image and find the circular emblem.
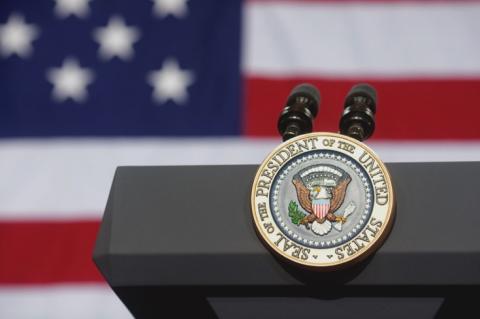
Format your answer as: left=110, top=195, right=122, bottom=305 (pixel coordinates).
left=251, top=132, right=395, bottom=270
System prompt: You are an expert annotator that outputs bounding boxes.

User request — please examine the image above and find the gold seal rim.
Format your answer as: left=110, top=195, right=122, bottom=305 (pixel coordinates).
left=251, top=132, right=396, bottom=270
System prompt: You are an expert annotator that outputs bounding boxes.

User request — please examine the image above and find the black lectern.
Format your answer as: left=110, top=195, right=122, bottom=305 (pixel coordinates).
left=93, top=162, right=480, bottom=318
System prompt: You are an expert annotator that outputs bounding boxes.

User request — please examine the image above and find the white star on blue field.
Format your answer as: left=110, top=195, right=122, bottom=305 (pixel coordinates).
left=0, top=0, right=242, bottom=136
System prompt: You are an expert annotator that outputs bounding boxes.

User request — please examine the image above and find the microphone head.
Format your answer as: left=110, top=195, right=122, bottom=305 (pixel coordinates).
left=278, top=83, right=321, bottom=141
left=344, top=83, right=377, bottom=113
left=288, top=83, right=321, bottom=117
left=339, top=83, right=377, bottom=141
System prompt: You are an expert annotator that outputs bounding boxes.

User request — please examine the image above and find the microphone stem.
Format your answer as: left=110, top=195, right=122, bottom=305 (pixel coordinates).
left=282, top=122, right=301, bottom=141
left=346, top=123, right=366, bottom=141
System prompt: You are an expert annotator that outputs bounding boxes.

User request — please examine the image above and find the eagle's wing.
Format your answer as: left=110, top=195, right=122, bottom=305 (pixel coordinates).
left=329, top=175, right=352, bottom=213
left=292, top=175, right=312, bottom=213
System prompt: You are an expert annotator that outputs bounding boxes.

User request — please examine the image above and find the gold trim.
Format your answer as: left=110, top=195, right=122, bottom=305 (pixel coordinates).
left=250, top=132, right=396, bottom=270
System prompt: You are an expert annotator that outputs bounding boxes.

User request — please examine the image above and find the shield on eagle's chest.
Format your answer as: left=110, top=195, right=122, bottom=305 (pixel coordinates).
left=312, top=199, right=330, bottom=219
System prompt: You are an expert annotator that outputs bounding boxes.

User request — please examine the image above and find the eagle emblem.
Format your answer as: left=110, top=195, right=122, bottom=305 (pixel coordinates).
left=291, top=164, right=355, bottom=236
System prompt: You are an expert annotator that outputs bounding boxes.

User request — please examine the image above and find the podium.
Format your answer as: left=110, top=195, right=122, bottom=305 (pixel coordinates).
left=93, top=162, right=480, bottom=318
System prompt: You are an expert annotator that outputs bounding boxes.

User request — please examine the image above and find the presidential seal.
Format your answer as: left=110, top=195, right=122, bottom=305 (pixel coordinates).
left=251, top=132, right=395, bottom=269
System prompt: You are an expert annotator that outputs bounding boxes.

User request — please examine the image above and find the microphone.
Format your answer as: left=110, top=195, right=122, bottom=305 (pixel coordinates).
left=277, top=83, right=320, bottom=141
left=339, top=83, right=377, bottom=141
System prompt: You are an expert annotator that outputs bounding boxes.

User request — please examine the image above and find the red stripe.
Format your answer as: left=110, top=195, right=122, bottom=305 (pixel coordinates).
left=244, top=77, right=480, bottom=139
left=0, top=220, right=104, bottom=284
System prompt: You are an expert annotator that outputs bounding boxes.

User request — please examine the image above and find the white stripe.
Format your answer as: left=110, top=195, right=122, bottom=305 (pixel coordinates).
left=0, top=138, right=276, bottom=219
left=0, top=284, right=132, bottom=319
left=244, top=2, right=480, bottom=77
left=0, top=138, right=479, bottom=219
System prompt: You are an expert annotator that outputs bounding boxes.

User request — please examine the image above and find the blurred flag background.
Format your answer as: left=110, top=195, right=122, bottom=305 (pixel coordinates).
left=1, top=0, right=480, bottom=317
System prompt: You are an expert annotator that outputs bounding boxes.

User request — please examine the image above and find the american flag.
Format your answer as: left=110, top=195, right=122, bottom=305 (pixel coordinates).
left=1, top=0, right=480, bottom=317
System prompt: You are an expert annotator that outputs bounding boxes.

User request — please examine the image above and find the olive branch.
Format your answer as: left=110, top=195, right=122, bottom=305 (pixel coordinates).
left=288, top=200, right=306, bottom=225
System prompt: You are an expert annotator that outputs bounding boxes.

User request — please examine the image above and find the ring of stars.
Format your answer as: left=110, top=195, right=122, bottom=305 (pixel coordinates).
left=271, top=151, right=374, bottom=249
